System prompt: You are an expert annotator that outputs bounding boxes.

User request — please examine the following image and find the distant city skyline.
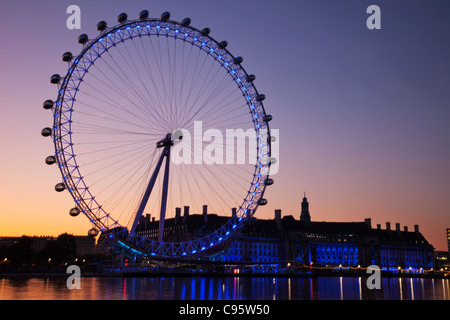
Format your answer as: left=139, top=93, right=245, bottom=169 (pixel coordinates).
left=0, top=0, right=449, bottom=251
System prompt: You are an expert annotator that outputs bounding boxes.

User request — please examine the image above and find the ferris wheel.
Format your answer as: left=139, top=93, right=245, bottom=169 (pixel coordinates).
left=42, top=10, right=274, bottom=258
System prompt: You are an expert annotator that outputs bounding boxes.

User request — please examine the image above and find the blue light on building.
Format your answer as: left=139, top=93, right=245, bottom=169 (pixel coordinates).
left=133, top=196, right=434, bottom=269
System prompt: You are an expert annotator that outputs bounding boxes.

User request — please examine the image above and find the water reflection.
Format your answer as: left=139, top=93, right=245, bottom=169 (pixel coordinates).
left=0, top=276, right=448, bottom=300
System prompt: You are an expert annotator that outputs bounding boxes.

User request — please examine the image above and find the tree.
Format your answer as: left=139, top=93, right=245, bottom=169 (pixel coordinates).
left=9, top=236, right=34, bottom=265
left=56, top=233, right=77, bottom=262
left=36, top=234, right=77, bottom=265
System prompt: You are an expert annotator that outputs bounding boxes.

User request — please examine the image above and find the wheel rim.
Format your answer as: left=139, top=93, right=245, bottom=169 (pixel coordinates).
left=50, top=14, right=272, bottom=257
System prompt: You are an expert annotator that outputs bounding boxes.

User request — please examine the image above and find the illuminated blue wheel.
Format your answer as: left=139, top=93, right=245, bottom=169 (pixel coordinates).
left=42, top=10, right=273, bottom=258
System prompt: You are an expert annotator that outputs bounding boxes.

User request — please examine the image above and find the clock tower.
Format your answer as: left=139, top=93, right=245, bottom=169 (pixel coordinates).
left=300, top=193, right=311, bottom=226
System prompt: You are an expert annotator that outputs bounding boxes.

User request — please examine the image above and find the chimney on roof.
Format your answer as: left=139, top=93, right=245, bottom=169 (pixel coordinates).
left=175, top=207, right=181, bottom=224
left=145, top=214, right=151, bottom=228
left=386, top=222, right=391, bottom=233
left=404, top=226, right=408, bottom=232
left=364, top=218, right=372, bottom=229
left=414, top=224, right=419, bottom=234
left=183, top=206, right=189, bottom=223
left=232, top=207, right=237, bottom=219
left=377, top=224, right=381, bottom=230
left=138, top=215, right=145, bottom=230
left=275, top=209, right=281, bottom=221
left=203, top=205, right=208, bottom=224
left=275, top=209, right=282, bottom=231
left=396, top=223, right=401, bottom=236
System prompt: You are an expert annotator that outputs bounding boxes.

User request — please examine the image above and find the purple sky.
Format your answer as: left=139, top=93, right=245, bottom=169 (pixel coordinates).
left=0, top=0, right=449, bottom=250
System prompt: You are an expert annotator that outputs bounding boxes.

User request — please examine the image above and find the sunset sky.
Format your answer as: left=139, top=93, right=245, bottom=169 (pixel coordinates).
left=0, top=0, right=449, bottom=251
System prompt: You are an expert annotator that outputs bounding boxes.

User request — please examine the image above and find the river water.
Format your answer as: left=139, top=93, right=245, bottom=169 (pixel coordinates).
left=0, top=276, right=449, bottom=300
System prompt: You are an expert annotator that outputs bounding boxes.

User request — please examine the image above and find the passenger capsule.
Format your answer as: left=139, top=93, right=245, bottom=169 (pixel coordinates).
left=88, top=228, right=99, bottom=237
left=43, top=99, right=53, bottom=110
left=45, top=155, right=56, bottom=165
left=258, top=198, right=268, bottom=206
left=234, top=56, right=243, bottom=64
left=265, top=178, right=274, bottom=186
left=256, top=94, right=266, bottom=102
left=62, top=52, right=73, bottom=62
left=97, top=20, right=107, bottom=31
left=55, top=183, right=66, bottom=192
left=50, top=74, right=61, bottom=84
left=246, top=74, right=256, bottom=82
left=78, top=34, right=89, bottom=44
left=139, top=10, right=149, bottom=20
left=264, top=115, right=273, bottom=122
left=201, top=27, right=211, bottom=36
left=69, top=207, right=81, bottom=217
left=41, top=127, right=52, bottom=137
left=269, top=157, right=277, bottom=165
left=181, top=17, right=191, bottom=26
left=161, top=11, right=171, bottom=21
left=218, top=41, right=228, bottom=49
left=117, top=13, right=128, bottom=23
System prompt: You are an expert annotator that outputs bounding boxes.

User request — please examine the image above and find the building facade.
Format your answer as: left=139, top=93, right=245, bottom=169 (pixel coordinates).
left=135, top=196, right=435, bottom=269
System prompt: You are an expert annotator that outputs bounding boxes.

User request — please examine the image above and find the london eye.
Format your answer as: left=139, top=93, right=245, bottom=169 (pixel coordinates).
left=42, top=10, right=274, bottom=258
